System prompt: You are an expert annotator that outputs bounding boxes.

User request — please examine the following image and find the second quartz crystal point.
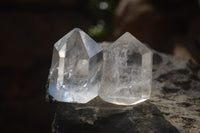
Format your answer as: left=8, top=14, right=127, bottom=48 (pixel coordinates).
left=99, top=32, right=152, bottom=105
left=48, top=28, right=103, bottom=103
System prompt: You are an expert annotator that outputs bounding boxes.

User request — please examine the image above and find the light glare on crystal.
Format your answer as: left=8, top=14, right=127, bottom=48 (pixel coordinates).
left=48, top=28, right=103, bottom=103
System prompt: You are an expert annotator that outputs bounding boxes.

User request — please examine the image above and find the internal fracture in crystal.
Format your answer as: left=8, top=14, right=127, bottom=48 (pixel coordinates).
left=48, top=28, right=103, bottom=103
left=99, top=32, right=152, bottom=105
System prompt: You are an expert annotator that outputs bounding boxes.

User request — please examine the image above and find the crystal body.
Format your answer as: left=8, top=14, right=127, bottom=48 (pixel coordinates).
left=99, top=32, right=152, bottom=105
left=49, top=28, right=103, bottom=103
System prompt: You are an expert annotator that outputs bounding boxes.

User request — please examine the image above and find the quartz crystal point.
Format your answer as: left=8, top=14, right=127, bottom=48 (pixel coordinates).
left=48, top=28, right=103, bottom=103
left=99, top=32, right=152, bottom=105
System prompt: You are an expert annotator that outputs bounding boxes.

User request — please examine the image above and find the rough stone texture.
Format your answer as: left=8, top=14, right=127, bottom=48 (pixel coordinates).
left=151, top=52, right=200, bottom=133
left=47, top=43, right=200, bottom=133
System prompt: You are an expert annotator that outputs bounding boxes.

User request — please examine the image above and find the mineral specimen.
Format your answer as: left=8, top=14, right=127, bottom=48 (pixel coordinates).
left=99, top=32, right=152, bottom=105
left=48, top=28, right=103, bottom=103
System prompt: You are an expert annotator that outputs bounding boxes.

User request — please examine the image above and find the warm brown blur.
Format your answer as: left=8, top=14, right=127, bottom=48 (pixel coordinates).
left=114, top=0, right=200, bottom=64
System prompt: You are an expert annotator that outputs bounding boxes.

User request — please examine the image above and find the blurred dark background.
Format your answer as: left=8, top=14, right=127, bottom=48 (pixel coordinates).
left=0, top=0, right=199, bottom=133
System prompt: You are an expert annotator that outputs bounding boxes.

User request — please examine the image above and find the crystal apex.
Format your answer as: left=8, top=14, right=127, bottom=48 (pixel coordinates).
left=54, top=28, right=102, bottom=58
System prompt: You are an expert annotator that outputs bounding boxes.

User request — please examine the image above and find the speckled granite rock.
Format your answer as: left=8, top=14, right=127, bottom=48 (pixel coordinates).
left=151, top=52, right=200, bottom=133
left=47, top=43, right=200, bottom=133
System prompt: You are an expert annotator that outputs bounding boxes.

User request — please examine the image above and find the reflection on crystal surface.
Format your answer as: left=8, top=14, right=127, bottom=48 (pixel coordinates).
left=99, top=32, right=152, bottom=105
left=49, top=28, right=103, bottom=103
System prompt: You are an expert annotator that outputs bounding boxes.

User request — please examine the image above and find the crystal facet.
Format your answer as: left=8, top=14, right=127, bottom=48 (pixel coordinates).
left=99, top=32, right=152, bottom=105
left=48, top=28, right=103, bottom=103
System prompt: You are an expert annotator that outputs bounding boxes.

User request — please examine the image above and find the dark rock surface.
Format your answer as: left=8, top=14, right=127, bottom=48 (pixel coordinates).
left=47, top=43, right=200, bottom=133
left=151, top=51, right=200, bottom=133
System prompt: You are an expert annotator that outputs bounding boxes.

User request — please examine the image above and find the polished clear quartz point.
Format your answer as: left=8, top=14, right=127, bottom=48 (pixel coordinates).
left=99, top=32, right=152, bottom=105
left=48, top=28, right=103, bottom=103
